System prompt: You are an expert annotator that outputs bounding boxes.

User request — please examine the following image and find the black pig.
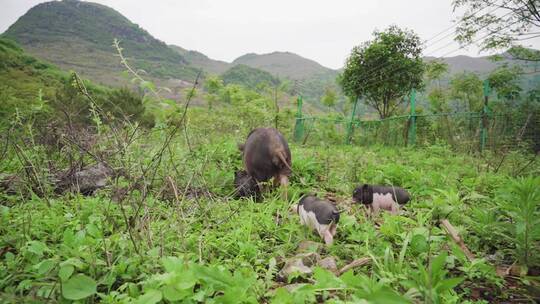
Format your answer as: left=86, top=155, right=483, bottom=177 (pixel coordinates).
left=352, top=184, right=410, bottom=215
left=239, top=128, right=291, bottom=196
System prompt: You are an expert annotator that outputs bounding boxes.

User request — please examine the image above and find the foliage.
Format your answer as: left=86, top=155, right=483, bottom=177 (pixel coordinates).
left=1, top=18, right=540, bottom=304
left=487, top=65, right=523, bottom=101
left=497, top=177, right=540, bottom=268
left=453, top=0, right=540, bottom=59
left=449, top=72, right=483, bottom=112
left=321, top=87, right=338, bottom=109
left=340, top=25, right=425, bottom=118
left=425, top=60, right=450, bottom=112
left=0, top=37, right=154, bottom=129
left=221, top=64, right=281, bottom=91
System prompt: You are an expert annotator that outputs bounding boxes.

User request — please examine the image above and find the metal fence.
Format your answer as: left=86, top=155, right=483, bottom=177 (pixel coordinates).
left=293, top=83, right=540, bottom=152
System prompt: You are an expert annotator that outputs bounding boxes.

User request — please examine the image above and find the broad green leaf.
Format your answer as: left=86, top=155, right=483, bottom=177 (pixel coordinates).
left=59, top=265, right=74, bottom=282
left=162, top=285, right=191, bottom=302
left=410, top=234, right=428, bottom=254
left=86, top=223, right=101, bottom=238
left=27, top=241, right=48, bottom=256
left=136, top=289, right=162, bottom=304
left=435, top=277, right=464, bottom=292
left=430, top=252, right=448, bottom=276
left=313, top=267, right=344, bottom=289
left=62, top=274, right=97, bottom=300
left=162, top=256, right=184, bottom=273
left=37, top=259, right=55, bottom=275
left=362, top=287, right=411, bottom=304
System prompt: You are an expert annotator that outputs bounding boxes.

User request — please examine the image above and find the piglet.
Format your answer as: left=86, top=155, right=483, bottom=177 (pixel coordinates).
left=352, top=184, right=410, bottom=215
left=294, top=195, right=340, bottom=245
left=233, top=170, right=260, bottom=199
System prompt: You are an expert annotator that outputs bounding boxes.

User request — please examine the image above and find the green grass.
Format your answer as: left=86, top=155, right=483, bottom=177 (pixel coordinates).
left=1, top=122, right=539, bottom=303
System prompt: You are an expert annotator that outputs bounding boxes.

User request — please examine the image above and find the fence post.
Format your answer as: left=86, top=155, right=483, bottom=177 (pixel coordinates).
left=480, top=80, right=490, bottom=152
left=345, top=97, right=359, bottom=144
left=293, top=96, right=304, bottom=142
left=408, top=89, right=417, bottom=146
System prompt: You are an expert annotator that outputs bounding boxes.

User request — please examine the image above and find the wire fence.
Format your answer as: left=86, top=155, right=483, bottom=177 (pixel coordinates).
left=293, top=91, right=540, bottom=153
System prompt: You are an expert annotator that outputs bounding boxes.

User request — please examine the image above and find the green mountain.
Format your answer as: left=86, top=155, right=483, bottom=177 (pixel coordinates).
left=231, top=52, right=341, bottom=106
left=232, top=51, right=337, bottom=79
left=2, top=0, right=198, bottom=87
left=169, top=45, right=230, bottom=74
left=221, top=64, right=280, bottom=90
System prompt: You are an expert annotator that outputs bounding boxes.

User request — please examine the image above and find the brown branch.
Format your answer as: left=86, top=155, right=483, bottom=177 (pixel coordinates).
left=440, top=219, right=475, bottom=261
left=337, top=257, right=371, bottom=276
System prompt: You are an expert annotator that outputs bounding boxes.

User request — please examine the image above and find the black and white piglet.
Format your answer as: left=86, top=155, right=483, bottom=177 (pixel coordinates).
left=352, top=184, right=410, bottom=215
left=293, top=195, right=340, bottom=245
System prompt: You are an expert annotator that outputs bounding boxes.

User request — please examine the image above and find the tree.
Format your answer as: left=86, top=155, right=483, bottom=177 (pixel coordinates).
left=449, top=72, right=483, bottom=111
left=425, top=60, right=450, bottom=112
left=453, top=0, right=540, bottom=61
left=321, top=87, right=337, bottom=109
left=339, top=25, right=425, bottom=118
left=425, top=60, right=449, bottom=87
left=203, top=75, right=223, bottom=109
left=487, top=65, right=523, bottom=101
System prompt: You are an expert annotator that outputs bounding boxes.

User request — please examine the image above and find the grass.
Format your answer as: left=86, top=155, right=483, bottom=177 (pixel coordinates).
left=1, top=124, right=539, bottom=303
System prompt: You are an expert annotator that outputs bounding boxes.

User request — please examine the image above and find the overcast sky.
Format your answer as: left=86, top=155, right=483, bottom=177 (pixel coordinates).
left=2, top=0, right=539, bottom=69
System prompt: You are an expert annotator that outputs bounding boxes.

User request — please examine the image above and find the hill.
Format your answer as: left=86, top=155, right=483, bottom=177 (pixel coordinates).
left=231, top=52, right=341, bottom=107
left=232, top=51, right=337, bottom=80
left=2, top=0, right=198, bottom=89
left=170, top=45, right=230, bottom=74
left=221, top=64, right=280, bottom=90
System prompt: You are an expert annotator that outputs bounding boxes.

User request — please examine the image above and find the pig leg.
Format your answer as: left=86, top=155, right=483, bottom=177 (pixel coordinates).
left=322, top=229, right=334, bottom=245
left=277, top=174, right=289, bottom=201
left=390, top=202, right=400, bottom=215
left=329, top=223, right=338, bottom=237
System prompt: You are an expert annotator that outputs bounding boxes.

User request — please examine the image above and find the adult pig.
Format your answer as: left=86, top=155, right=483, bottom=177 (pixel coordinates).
left=240, top=128, right=292, bottom=191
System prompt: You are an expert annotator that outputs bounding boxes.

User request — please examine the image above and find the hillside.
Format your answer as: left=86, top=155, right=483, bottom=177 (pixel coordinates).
left=2, top=0, right=198, bottom=88
left=233, top=51, right=337, bottom=80
left=170, top=45, right=230, bottom=74
left=231, top=52, right=341, bottom=107
left=221, top=64, right=280, bottom=90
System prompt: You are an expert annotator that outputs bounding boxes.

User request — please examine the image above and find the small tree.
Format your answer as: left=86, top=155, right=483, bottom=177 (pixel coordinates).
left=449, top=72, right=483, bottom=112
left=340, top=25, right=425, bottom=118
left=203, top=75, right=223, bottom=109
left=487, top=66, right=523, bottom=102
left=321, top=87, right=337, bottom=109
left=425, top=60, right=450, bottom=112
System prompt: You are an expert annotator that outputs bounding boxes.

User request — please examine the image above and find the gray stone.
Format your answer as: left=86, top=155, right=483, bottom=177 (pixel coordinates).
left=278, top=252, right=321, bottom=281
left=318, top=256, right=338, bottom=272
left=296, top=240, right=323, bottom=254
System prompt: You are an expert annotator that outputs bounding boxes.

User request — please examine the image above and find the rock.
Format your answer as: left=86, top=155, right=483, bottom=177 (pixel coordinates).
left=296, top=241, right=323, bottom=254
left=278, top=252, right=320, bottom=281
left=278, top=258, right=312, bottom=280
left=318, top=256, right=338, bottom=272
left=0, top=174, right=23, bottom=195
left=56, top=162, right=113, bottom=195
left=297, top=252, right=320, bottom=267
